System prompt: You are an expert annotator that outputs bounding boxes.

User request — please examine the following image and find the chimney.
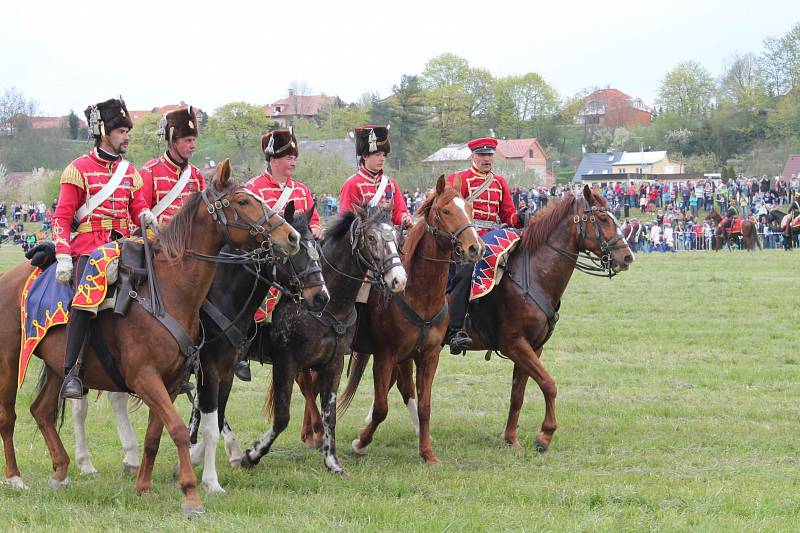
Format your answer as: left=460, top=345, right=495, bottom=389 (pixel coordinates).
left=288, top=88, right=295, bottom=97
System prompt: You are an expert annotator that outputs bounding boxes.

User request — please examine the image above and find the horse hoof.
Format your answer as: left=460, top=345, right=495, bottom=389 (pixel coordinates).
left=534, top=437, right=549, bottom=453
left=239, top=452, right=257, bottom=469
left=181, top=502, right=205, bottom=518
left=123, top=463, right=139, bottom=476
left=423, top=456, right=442, bottom=466
left=4, top=476, right=28, bottom=490
left=350, top=439, right=368, bottom=456
left=47, top=477, right=69, bottom=490
left=78, top=463, right=98, bottom=475
left=203, top=480, right=226, bottom=493
left=228, top=457, right=243, bottom=469
left=324, top=455, right=345, bottom=475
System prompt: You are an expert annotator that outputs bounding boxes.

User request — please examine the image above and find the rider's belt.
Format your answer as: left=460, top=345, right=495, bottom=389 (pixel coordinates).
left=75, top=218, right=128, bottom=234
left=473, top=219, right=501, bottom=231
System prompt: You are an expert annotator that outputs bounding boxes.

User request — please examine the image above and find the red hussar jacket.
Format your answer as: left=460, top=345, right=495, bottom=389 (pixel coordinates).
left=447, top=164, right=521, bottom=235
left=338, top=167, right=409, bottom=226
left=139, top=152, right=206, bottom=225
left=52, top=149, right=148, bottom=257
left=245, top=171, right=320, bottom=232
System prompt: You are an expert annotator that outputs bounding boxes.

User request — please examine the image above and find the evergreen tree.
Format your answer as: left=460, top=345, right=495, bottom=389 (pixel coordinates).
left=67, top=110, right=80, bottom=140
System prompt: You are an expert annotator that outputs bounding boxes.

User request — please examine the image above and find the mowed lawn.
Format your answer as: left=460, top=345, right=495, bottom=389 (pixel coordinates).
left=0, top=244, right=798, bottom=531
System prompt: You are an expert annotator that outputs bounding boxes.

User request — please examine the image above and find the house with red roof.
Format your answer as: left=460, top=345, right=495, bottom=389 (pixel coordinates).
left=496, top=138, right=549, bottom=179
left=263, top=89, right=338, bottom=127
left=129, top=102, right=205, bottom=125
left=782, top=155, right=800, bottom=180
left=577, top=87, right=653, bottom=128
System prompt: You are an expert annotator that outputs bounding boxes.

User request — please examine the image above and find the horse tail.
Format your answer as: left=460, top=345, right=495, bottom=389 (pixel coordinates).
left=337, top=352, right=371, bottom=414
left=262, top=370, right=275, bottom=420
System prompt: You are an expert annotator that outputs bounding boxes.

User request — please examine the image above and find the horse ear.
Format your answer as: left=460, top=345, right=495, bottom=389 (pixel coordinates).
left=435, top=174, right=445, bottom=195
left=450, top=172, right=462, bottom=194
left=582, top=184, right=593, bottom=203
left=284, top=200, right=296, bottom=222
left=306, top=201, right=316, bottom=223
left=215, top=159, right=231, bottom=191
left=352, top=203, right=367, bottom=219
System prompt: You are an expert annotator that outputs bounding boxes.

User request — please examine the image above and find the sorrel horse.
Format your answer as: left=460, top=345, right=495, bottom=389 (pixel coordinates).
left=0, top=161, right=300, bottom=515
left=70, top=202, right=327, bottom=487
left=338, top=175, right=483, bottom=464
left=709, top=209, right=760, bottom=251
left=351, top=185, right=634, bottom=453
left=224, top=204, right=407, bottom=475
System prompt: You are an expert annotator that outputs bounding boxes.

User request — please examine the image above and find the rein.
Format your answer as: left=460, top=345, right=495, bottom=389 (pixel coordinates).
left=546, top=196, right=628, bottom=278
left=419, top=206, right=475, bottom=264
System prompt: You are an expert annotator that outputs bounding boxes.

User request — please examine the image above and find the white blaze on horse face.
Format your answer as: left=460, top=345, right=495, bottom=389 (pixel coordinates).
left=380, top=223, right=407, bottom=292
left=453, top=197, right=480, bottom=242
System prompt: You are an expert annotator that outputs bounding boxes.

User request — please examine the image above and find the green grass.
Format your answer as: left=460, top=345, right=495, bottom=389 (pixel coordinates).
left=1, top=247, right=799, bottom=531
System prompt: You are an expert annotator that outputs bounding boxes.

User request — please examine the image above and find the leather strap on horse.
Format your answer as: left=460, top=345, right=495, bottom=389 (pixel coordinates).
left=310, top=307, right=358, bottom=361
left=201, top=299, right=247, bottom=349
left=88, top=321, right=133, bottom=393
left=506, top=247, right=560, bottom=351
left=392, top=294, right=448, bottom=354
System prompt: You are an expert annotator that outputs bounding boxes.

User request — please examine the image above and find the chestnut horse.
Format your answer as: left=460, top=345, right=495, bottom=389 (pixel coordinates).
left=0, top=161, right=300, bottom=515
left=338, top=175, right=483, bottom=464
left=343, top=185, right=634, bottom=453
left=709, top=209, right=760, bottom=251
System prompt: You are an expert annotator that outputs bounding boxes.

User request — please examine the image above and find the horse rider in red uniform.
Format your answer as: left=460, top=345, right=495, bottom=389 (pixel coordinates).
left=139, top=106, right=206, bottom=226
left=54, top=97, right=155, bottom=399
left=233, top=128, right=322, bottom=381
left=786, top=191, right=800, bottom=251
left=445, top=137, right=526, bottom=354
left=338, top=125, right=412, bottom=228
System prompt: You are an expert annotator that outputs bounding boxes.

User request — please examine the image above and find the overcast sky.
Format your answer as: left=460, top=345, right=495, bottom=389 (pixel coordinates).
left=3, top=0, right=797, bottom=116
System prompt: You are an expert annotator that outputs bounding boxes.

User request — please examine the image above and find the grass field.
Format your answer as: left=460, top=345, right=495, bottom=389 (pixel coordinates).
left=0, top=245, right=798, bottom=531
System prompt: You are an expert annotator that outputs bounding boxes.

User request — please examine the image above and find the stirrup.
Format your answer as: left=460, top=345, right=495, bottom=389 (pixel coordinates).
left=61, top=375, right=84, bottom=400
left=448, top=329, right=473, bottom=356
left=234, top=360, right=252, bottom=382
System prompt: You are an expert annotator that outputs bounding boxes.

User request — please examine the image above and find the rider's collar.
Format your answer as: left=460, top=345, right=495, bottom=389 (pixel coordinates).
left=359, top=166, right=383, bottom=183
left=94, top=147, right=120, bottom=163
left=471, top=164, right=492, bottom=178
left=164, top=150, right=188, bottom=171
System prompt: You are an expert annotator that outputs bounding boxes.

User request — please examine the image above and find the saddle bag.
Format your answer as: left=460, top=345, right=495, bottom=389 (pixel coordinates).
left=113, top=239, right=148, bottom=317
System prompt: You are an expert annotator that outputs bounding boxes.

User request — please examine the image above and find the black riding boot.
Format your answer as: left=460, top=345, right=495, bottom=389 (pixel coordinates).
left=61, top=308, right=91, bottom=399
left=234, top=356, right=251, bottom=382
left=445, top=264, right=474, bottom=355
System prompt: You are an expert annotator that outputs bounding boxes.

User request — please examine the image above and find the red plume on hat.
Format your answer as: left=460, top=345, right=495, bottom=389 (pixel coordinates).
left=162, top=106, right=199, bottom=143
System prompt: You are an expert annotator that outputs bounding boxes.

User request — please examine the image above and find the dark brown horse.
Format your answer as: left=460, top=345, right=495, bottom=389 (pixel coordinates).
left=0, top=161, right=300, bottom=515
left=709, top=209, right=760, bottom=251
left=338, top=185, right=633, bottom=453
left=338, top=175, right=484, bottom=464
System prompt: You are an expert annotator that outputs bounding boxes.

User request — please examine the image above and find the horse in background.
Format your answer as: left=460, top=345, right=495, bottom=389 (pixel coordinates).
left=708, top=209, right=760, bottom=251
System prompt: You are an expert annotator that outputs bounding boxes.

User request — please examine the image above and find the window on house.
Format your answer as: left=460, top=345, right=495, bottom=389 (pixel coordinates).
left=529, top=149, right=534, bottom=158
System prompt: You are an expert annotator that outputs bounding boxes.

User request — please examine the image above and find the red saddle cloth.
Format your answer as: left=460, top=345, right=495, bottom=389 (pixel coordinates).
left=470, top=228, right=521, bottom=301
left=254, top=286, right=282, bottom=324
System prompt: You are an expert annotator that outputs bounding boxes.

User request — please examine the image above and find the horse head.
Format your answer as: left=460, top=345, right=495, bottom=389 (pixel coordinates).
left=207, top=160, right=300, bottom=257
left=578, top=185, right=634, bottom=273
left=351, top=204, right=407, bottom=293
left=277, top=201, right=329, bottom=312
left=425, top=174, right=483, bottom=264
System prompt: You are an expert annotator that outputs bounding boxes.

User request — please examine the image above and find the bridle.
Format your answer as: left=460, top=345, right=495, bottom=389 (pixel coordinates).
left=319, top=214, right=403, bottom=296
left=274, top=237, right=325, bottom=303
left=192, top=185, right=288, bottom=263
left=423, top=202, right=476, bottom=263
left=547, top=195, right=630, bottom=278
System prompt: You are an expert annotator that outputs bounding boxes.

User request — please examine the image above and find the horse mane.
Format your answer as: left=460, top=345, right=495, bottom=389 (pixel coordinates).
left=155, top=190, right=204, bottom=263
left=520, top=193, right=577, bottom=252
left=402, top=186, right=459, bottom=262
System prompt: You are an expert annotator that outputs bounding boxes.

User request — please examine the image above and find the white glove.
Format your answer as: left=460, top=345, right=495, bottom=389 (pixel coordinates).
left=55, top=254, right=73, bottom=285
left=140, top=209, right=156, bottom=227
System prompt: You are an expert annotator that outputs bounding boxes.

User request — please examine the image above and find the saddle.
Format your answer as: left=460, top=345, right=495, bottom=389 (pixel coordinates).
left=113, top=239, right=147, bottom=316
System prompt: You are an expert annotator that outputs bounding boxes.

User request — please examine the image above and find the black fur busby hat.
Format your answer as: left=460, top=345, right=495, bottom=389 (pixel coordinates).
left=160, top=106, right=199, bottom=144
left=261, top=128, right=298, bottom=161
left=355, top=125, right=390, bottom=157
left=84, top=97, right=133, bottom=139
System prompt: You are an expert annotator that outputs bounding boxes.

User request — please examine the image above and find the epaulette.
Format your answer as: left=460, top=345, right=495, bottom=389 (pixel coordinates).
left=60, top=163, right=84, bottom=189
left=131, top=168, right=143, bottom=191
left=142, top=159, right=160, bottom=171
